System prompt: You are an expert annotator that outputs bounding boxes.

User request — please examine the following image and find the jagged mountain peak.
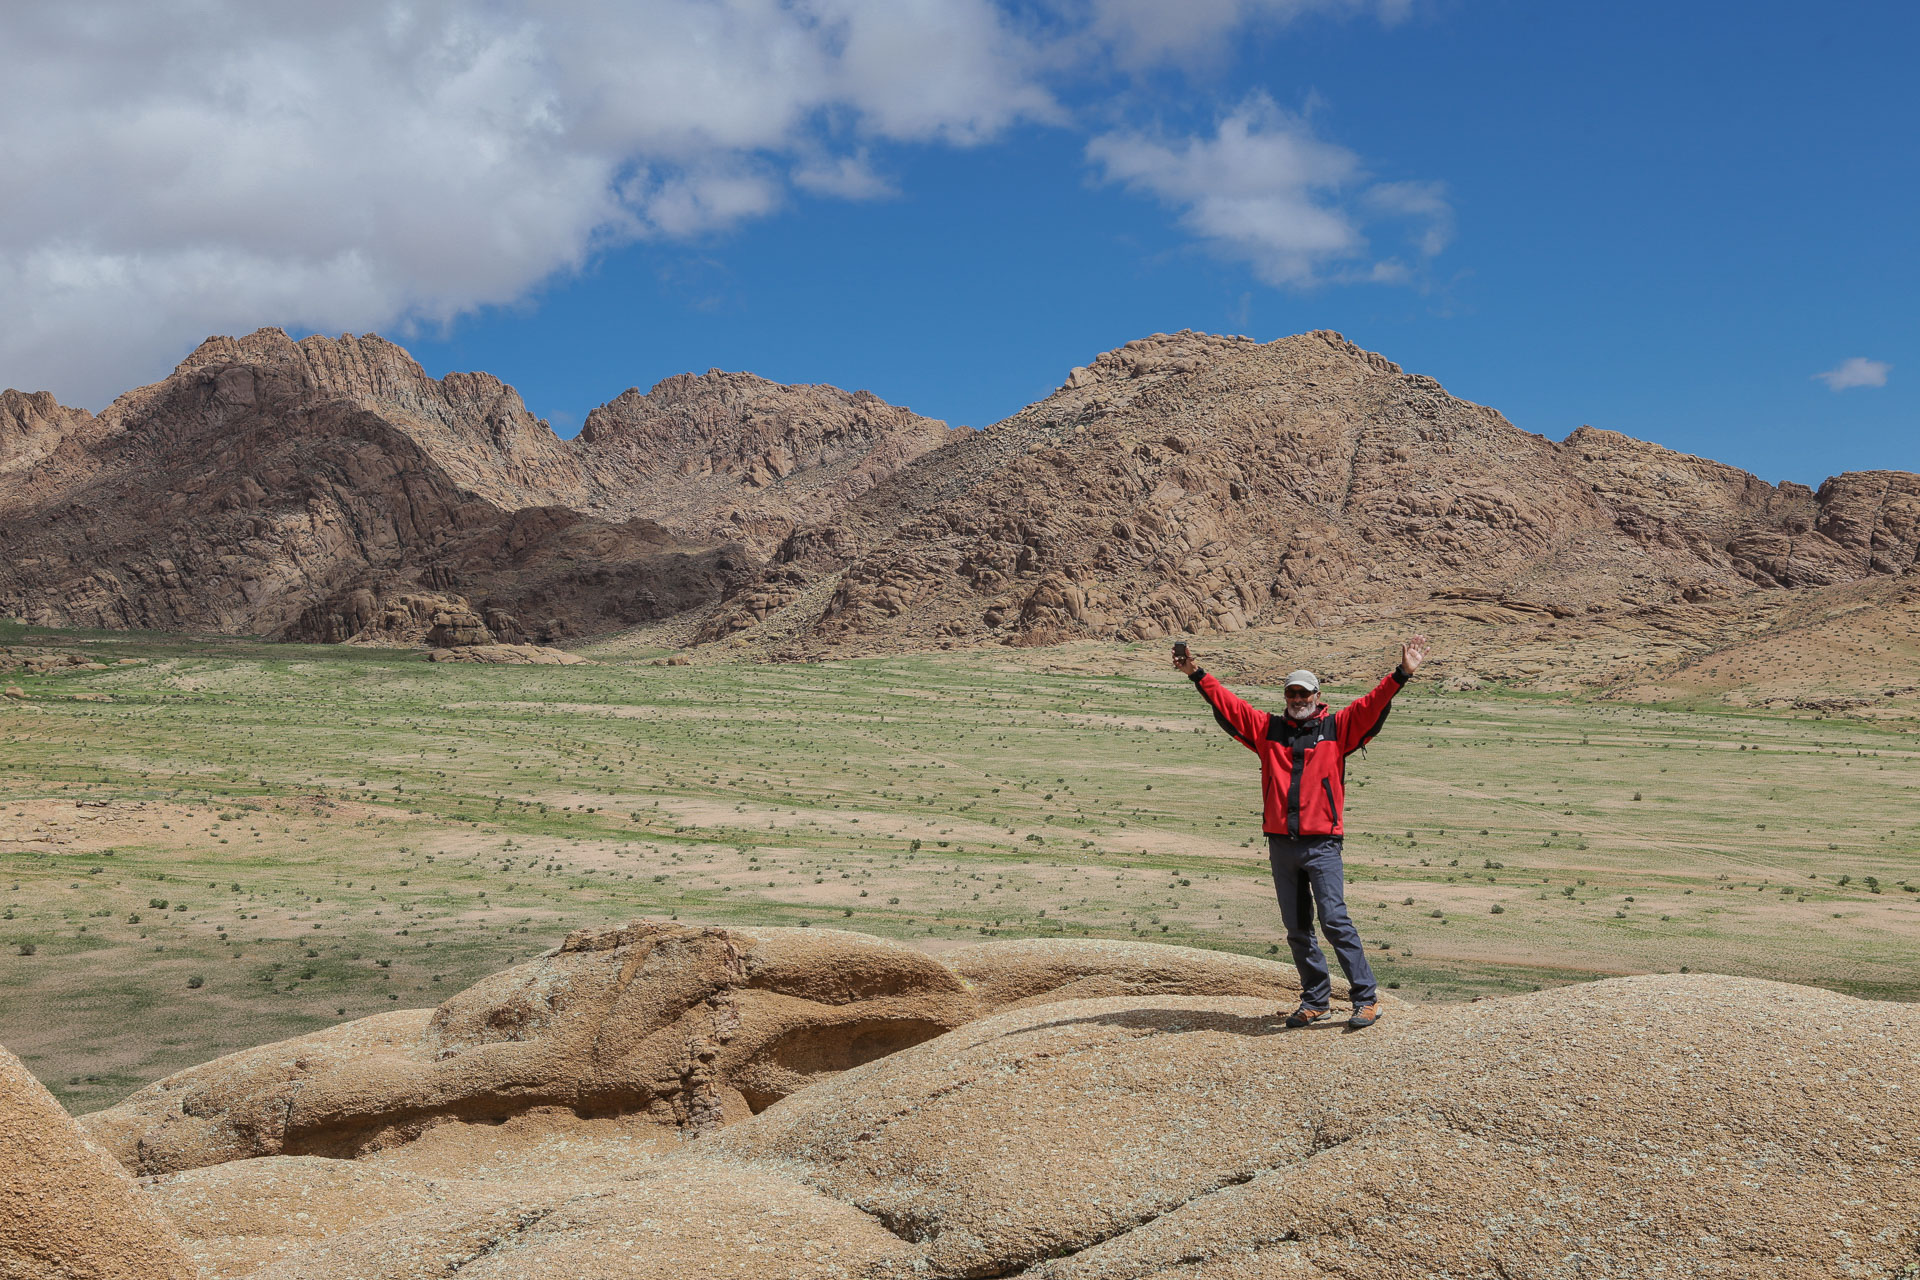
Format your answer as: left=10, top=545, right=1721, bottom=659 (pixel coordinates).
left=699, top=328, right=1916, bottom=651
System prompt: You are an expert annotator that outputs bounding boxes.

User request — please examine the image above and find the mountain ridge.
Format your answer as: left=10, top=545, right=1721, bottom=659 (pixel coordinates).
left=697, top=328, right=1916, bottom=653
left=1, top=327, right=1912, bottom=656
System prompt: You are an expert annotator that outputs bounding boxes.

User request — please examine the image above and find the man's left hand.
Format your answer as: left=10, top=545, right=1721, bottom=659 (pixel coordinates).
left=1400, top=633, right=1431, bottom=675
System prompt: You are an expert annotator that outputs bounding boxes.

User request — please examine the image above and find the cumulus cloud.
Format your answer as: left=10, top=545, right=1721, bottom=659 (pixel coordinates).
left=792, top=152, right=900, bottom=201
left=0, top=1, right=1441, bottom=407
left=1073, top=0, right=1414, bottom=69
left=1813, top=357, right=1891, bottom=392
left=1087, top=96, right=1449, bottom=285
left=0, top=0, right=1055, bottom=405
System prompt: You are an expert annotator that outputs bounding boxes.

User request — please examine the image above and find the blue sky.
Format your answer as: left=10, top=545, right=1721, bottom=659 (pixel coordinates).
left=4, top=1, right=1913, bottom=484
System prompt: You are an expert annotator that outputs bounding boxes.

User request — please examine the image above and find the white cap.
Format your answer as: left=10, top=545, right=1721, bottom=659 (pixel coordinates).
left=1283, top=670, right=1320, bottom=694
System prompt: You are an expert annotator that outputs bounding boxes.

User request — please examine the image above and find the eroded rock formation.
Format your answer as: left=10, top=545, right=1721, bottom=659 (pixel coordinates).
left=0, top=331, right=944, bottom=646
left=707, top=330, right=1920, bottom=651
left=79, top=927, right=1318, bottom=1179
left=577, top=369, right=962, bottom=556
left=0, top=1043, right=198, bottom=1280
left=28, top=934, right=1917, bottom=1279
left=3, top=327, right=1913, bottom=659
left=712, top=973, right=1920, bottom=1279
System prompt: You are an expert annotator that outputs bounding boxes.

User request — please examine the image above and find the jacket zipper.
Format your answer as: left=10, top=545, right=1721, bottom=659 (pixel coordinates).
left=1285, top=742, right=1307, bottom=836
left=1321, top=776, right=1338, bottom=829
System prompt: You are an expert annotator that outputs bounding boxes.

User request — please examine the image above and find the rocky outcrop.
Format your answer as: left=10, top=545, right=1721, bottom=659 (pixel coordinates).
left=80, top=928, right=1320, bottom=1179
left=0, top=332, right=931, bottom=645
left=161, top=331, right=593, bottom=511
left=58, top=942, right=1920, bottom=1280
left=141, top=1158, right=499, bottom=1280
left=4, top=327, right=1913, bottom=657
left=0, top=389, right=101, bottom=482
left=424, top=644, right=589, bottom=665
left=708, top=330, right=1919, bottom=651
left=713, top=974, right=1920, bottom=1279
left=247, top=1163, right=918, bottom=1280
left=944, top=936, right=1322, bottom=1010
left=80, top=924, right=982, bottom=1174
left=576, top=370, right=959, bottom=556
left=0, top=1042, right=197, bottom=1280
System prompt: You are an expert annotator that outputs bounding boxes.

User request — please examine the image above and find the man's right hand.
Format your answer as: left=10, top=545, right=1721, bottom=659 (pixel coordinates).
left=1173, top=649, right=1199, bottom=676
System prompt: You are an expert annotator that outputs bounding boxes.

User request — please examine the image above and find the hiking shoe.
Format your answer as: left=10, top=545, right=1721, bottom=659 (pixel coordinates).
left=1284, top=1003, right=1332, bottom=1029
left=1347, top=1002, right=1383, bottom=1029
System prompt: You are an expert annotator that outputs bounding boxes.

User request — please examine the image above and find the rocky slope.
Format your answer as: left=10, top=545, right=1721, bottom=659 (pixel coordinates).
left=0, top=331, right=948, bottom=643
left=10, top=928, right=1915, bottom=1278
left=1, top=1042, right=197, bottom=1279
left=79, top=924, right=1319, bottom=1176
left=4, top=327, right=1913, bottom=658
left=577, top=369, right=962, bottom=555
left=701, top=330, right=1919, bottom=652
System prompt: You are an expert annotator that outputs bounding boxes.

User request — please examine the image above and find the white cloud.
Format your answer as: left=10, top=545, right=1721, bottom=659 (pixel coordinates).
left=1813, top=357, right=1891, bottom=391
left=0, top=0, right=1053, bottom=406
left=1087, top=96, right=1449, bottom=285
left=793, top=152, right=900, bottom=200
left=0, top=1, right=1442, bottom=407
left=1364, top=180, right=1453, bottom=257
left=1073, top=0, right=1413, bottom=69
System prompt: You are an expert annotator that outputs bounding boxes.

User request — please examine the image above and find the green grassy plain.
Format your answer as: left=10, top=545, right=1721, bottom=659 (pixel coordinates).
left=3, top=627, right=1917, bottom=1110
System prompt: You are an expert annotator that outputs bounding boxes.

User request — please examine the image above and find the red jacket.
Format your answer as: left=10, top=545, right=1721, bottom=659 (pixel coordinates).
left=1190, top=668, right=1407, bottom=837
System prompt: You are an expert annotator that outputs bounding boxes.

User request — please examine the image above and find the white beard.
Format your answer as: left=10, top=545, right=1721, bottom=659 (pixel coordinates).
left=1286, top=703, right=1315, bottom=720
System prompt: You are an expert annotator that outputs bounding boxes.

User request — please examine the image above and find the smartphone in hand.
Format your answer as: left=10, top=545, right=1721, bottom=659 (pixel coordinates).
left=1172, top=641, right=1189, bottom=659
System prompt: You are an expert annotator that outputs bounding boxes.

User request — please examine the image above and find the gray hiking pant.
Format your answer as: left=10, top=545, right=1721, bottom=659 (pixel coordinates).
left=1267, top=834, right=1377, bottom=1007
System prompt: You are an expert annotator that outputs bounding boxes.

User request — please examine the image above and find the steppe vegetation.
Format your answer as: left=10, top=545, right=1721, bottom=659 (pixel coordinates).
left=3, top=622, right=1916, bottom=1111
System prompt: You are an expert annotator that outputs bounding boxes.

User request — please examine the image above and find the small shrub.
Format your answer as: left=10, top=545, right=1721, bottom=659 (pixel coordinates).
left=16, top=943, right=35, bottom=956
left=186, top=975, right=204, bottom=989
left=148, top=898, right=168, bottom=909
left=1490, top=904, right=1505, bottom=914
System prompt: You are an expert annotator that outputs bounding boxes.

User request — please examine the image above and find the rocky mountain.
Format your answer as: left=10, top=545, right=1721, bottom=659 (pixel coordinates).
left=11, top=926, right=1916, bottom=1278
left=698, top=330, right=1919, bottom=652
left=2, top=326, right=1912, bottom=655
left=0, top=330, right=950, bottom=643
left=577, top=369, right=963, bottom=555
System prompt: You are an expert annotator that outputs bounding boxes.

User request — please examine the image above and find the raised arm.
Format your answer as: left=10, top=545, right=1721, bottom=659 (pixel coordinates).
left=1176, top=650, right=1269, bottom=751
left=1336, top=634, right=1428, bottom=752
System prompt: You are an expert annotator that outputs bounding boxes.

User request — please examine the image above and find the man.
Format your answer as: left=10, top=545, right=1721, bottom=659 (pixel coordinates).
left=1174, top=635, right=1429, bottom=1030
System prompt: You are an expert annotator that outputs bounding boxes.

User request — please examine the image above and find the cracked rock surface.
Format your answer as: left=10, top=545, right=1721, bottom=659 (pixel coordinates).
left=714, top=975, right=1920, bottom=1279
left=16, top=938, right=1918, bottom=1278
left=0, top=1042, right=198, bottom=1280
left=80, top=923, right=983, bottom=1174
